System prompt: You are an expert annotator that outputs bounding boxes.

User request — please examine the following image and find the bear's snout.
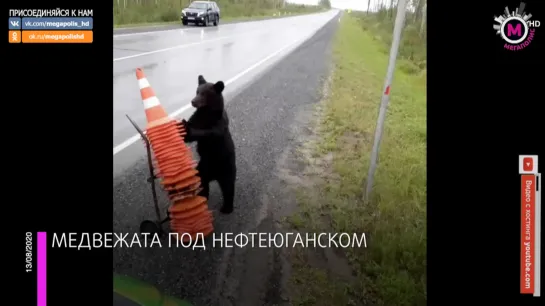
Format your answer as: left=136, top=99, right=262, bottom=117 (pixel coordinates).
left=191, top=98, right=201, bottom=108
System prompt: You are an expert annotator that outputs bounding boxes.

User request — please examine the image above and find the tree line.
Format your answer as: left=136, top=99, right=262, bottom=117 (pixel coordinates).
left=367, top=0, right=426, bottom=37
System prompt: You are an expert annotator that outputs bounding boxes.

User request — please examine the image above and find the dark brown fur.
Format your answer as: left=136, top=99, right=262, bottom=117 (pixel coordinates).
left=180, top=75, right=236, bottom=214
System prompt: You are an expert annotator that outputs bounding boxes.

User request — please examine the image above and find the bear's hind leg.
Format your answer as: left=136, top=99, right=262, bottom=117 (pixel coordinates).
left=217, top=176, right=235, bottom=214
left=196, top=161, right=212, bottom=199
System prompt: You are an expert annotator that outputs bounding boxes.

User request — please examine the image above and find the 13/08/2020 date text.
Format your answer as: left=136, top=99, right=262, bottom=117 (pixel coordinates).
left=25, top=232, right=32, bottom=272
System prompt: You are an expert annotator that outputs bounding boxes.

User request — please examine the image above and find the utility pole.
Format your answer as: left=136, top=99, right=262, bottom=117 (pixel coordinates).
left=364, top=0, right=409, bottom=203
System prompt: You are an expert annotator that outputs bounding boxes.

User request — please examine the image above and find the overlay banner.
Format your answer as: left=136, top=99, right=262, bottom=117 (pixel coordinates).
left=520, top=155, right=540, bottom=297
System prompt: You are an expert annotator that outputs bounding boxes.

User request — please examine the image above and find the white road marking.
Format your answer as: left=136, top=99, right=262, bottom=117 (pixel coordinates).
left=113, top=38, right=301, bottom=156
left=112, top=12, right=327, bottom=39
left=113, top=22, right=239, bottom=39
left=113, top=17, right=267, bottom=39
left=114, top=31, right=257, bottom=62
left=113, top=134, right=144, bottom=156
left=114, top=27, right=186, bottom=38
left=113, top=11, right=338, bottom=156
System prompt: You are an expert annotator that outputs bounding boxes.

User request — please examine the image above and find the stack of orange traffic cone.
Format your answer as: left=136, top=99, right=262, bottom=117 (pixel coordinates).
left=136, top=68, right=214, bottom=242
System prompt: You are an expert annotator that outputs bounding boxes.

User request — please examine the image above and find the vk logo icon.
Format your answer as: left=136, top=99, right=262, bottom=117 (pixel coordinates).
left=9, top=17, right=21, bottom=29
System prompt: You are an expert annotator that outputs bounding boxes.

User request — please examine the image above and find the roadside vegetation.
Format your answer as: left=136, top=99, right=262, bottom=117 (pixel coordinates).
left=287, top=1, right=427, bottom=305
left=114, top=0, right=328, bottom=27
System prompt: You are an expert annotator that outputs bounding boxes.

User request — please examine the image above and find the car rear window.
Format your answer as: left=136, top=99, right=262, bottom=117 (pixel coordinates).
left=189, top=2, right=207, bottom=9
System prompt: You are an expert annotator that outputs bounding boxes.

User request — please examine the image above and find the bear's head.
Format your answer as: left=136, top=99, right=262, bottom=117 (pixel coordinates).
left=191, top=75, right=225, bottom=110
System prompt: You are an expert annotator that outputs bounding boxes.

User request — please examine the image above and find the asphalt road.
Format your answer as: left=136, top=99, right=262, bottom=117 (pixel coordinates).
left=113, top=14, right=298, bottom=37
left=114, top=10, right=338, bottom=175
left=114, top=9, right=340, bottom=306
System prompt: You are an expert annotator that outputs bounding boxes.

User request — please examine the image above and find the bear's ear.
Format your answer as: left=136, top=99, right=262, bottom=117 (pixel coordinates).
left=213, top=81, right=225, bottom=94
left=198, top=75, right=206, bottom=85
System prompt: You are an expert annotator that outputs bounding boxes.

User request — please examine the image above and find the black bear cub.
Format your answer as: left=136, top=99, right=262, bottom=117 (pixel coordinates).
left=179, top=75, right=236, bottom=214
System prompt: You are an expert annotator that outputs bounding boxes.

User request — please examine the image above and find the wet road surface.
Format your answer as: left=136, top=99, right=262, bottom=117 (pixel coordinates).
left=114, top=10, right=340, bottom=306
left=114, top=10, right=339, bottom=176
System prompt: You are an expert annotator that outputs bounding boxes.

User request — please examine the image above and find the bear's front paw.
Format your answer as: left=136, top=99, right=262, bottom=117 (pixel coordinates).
left=178, top=120, right=191, bottom=137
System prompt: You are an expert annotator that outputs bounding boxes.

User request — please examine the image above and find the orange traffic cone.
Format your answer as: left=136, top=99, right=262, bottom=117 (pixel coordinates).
left=136, top=68, right=214, bottom=242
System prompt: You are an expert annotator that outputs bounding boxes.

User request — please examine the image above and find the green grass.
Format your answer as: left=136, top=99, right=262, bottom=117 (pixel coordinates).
left=113, top=0, right=326, bottom=27
left=288, top=13, right=426, bottom=306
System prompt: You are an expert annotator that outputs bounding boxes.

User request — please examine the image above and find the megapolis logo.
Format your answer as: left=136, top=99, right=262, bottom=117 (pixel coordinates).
left=493, top=2, right=540, bottom=51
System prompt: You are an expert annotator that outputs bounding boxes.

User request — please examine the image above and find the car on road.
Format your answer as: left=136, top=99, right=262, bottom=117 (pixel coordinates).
left=181, top=1, right=220, bottom=27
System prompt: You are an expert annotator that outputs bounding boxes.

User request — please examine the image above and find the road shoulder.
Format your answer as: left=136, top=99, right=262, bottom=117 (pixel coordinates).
left=283, top=14, right=427, bottom=306
left=209, top=14, right=340, bottom=306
